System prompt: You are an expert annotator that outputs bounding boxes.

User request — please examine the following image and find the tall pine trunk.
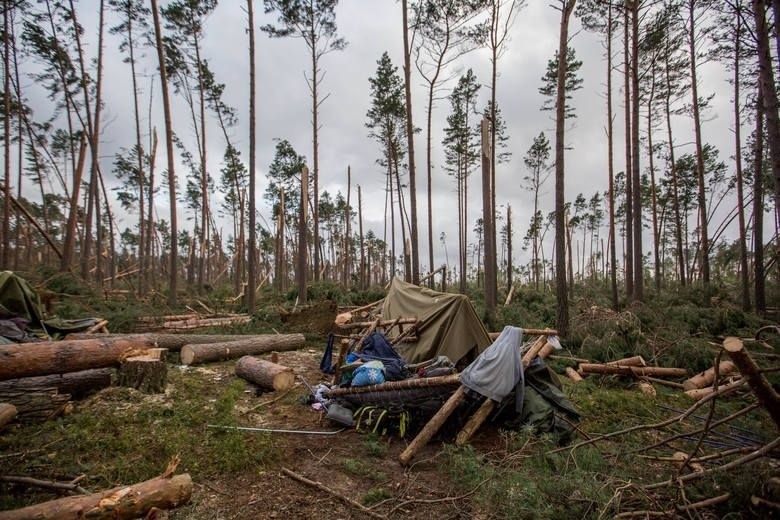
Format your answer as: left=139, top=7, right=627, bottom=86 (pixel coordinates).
left=401, top=0, right=419, bottom=284
left=247, top=0, right=257, bottom=312
left=623, top=6, right=634, bottom=299
left=754, top=86, right=766, bottom=316
left=734, top=11, right=750, bottom=311
left=630, top=0, right=643, bottom=300
left=606, top=1, right=619, bottom=309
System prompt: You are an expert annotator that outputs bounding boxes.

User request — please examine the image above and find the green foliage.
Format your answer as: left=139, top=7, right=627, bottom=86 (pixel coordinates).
left=361, top=487, right=393, bottom=506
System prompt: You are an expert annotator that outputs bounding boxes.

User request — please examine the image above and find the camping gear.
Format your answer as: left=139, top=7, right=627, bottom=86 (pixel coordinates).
left=380, top=277, right=491, bottom=365
left=351, top=361, right=386, bottom=387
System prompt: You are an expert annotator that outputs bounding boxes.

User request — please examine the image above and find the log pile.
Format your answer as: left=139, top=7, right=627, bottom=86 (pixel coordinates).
left=136, top=313, right=251, bottom=332
left=0, top=473, right=192, bottom=520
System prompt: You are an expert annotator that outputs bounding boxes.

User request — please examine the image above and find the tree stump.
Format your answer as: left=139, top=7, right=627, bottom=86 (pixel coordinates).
left=234, top=356, right=295, bottom=391
left=118, top=349, right=168, bottom=394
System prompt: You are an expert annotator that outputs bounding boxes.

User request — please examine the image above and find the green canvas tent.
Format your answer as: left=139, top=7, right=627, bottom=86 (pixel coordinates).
left=380, top=277, right=491, bottom=365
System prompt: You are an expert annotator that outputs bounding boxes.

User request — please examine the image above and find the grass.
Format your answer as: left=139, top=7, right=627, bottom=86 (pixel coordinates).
left=0, top=371, right=275, bottom=511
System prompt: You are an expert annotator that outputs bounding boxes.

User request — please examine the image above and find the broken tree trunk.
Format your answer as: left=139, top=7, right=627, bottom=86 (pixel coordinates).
left=399, top=385, right=466, bottom=466
left=235, top=356, right=295, bottom=391
left=0, top=403, right=16, bottom=428
left=606, top=355, right=646, bottom=367
left=578, top=363, right=687, bottom=378
left=65, top=333, right=275, bottom=352
left=0, top=369, right=112, bottom=400
left=0, top=338, right=154, bottom=381
left=180, top=334, right=305, bottom=365
left=0, top=473, right=192, bottom=520
left=683, top=361, right=737, bottom=391
left=684, top=378, right=746, bottom=400
left=118, top=349, right=167, bottom=394
left=723, top=337, right=780, bottom=429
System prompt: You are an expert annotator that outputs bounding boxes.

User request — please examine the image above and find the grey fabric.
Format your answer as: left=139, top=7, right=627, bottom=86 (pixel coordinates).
left=460, top=326, right=524, bottom=404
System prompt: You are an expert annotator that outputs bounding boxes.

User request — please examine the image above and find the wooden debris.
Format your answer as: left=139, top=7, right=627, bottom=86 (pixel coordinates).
left=488, top=328, right=558, bottom=340
left=0, top=338, right=155, bottom=381
left=336, top=317, right=418, bottom=331
left=180, top=334, right=305, bottom=365
left=0, top=403, right=17, bottom=428
left=118, top=349, right=168, bottom=394
left=0, top=369, right=111, bottom=417
left=565, top=367, right=584, bottom=382
left=723, top=337, right=780, bottom=429
left=0, top=475, right=87, bottom=495
left=606, top=355, right=646, bottom=367
left=578, top=363, right=687, bottom=378
left=85, top=320, right=109, bottom=334
left=671, top=451, right=704, bottom=473
left=65, top=333, right=276, bottom=353
left=400, top=386, right=466, bottom=466
left=324, top=374, right=460, bottom=397
left=614, top=493, right=731, bottom=518
left=280, top=467, right=385, bottom=520
left=683, top=360, right=737, bottom=391
left=637, top=381, right=656, bottom=396
left=235, top=356, right=295, bottom=391
left=0, top=473, right=192, bottom=520
left=159, top=315, right=251, bottom=331
left=331, top=339, right=350, bottom=385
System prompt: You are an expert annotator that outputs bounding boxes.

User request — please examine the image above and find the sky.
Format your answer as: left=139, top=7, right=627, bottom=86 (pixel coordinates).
left=20, top=0, right=741, bottom=277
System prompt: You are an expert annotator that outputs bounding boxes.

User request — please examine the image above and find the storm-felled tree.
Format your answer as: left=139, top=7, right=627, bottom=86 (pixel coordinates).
left=442, top=68, right=479, bottom=293
left=262, top=0, right=347, bottom=283
left=162, top=0, right=218, bottom=288
left=412, top=0, right=487, bottom=280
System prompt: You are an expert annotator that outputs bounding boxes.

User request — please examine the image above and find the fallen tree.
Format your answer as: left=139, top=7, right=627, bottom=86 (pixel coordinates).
left=0, top=369, right=112, bottom=400
left=180, top=334, right=306, bottom=365
left=65, top=333, right=273, bottom=352
left=235, top=356, right=295, bottom=391
left=578, top=364, right=687, bottom=378
left=0, top=338, right=155, bottom=381
left=0, top=473, right=192, bottom=520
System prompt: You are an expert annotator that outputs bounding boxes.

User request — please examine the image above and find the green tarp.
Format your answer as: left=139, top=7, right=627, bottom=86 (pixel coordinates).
left=380, top=277, right=491, bottom=365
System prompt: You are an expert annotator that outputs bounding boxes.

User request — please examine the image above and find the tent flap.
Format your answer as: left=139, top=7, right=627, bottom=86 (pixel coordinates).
left=380, top=277, right=491, bottom=365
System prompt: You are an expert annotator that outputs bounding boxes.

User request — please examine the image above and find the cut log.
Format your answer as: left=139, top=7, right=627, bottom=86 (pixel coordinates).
left=0, top=338, right=155, bottom=381
left=180, top=334, right=305, bottom=365
left=521, top=336, right=548, bottom=367
left=0, top=403, right=16, bottom=428
left=638, top=381, right=656, bottom=396
left=606, top=356, right=646, bottom=367
left=324, top=374, right=460, bottom=397
left=684, top=378, right=745, bottom=400
left=578, top=363, right=688, bottom=378
left=235, top=356, right=295, bottom=391
left=565, top=367, right=584, bottom=382
left=723, top=337, right=780, bottom=429
left=0, top=369, right=112, bottom=400
left=399, top=386, right=466, bottom=466
left=682, top=361, right=737, bottom=391
left=0, top=473, right=192, bottom=520
left=65, top=333, right=275, bottom=352
left=118, top=349, right=168, bottom=394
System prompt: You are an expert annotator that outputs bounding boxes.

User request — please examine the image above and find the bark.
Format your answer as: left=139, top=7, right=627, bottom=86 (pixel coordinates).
left=733, top=12, right=750, bottom=311
left=682, top=360, right=737, bottom=391
left=0, top=369, right=112, bottom=401
left=2, top=0, right=10, bottom=267
left=401, top=0, right=419, bottom=284
left=623, top=5, right=634, bottom=298
left=481, top=116, right=496, bottom=324
left=399, top=385, right=465, bottom=466
left=66, top=333, right=280, bottom=352
left=555, top=0, right=576, bottom=337
left=118, top=349, right=167, bottom=394
left=0, top=403, right=17, bottom=428
left=578, top=363, right=688, bottom=378
left=0, top=338, right=155, bottom=381
left=234, top=356, right=295, bottom=391
left=688, top=0, right=710, bottom=289
left=753, top=0, right=780, bottom=230
left=298, top=165, right=308, bottom=303
left=247, top=0, right=257, bottom=312
left=180, top=334, right=305, bottom=365
left=664, top=41, right=686, bottom=285
left=724, top=337, right=780, bottom=429
left=630, top=0, right=643, bottom=300
left=150, top=0, right=178, bottom=306
left=566, top=367, right=583, bottom=382
left=607, top=1, right=619, bottom=309
left=755, top=86, right=766, bottom=315
left=359, top=185, right=366, bottom=289
left=0, top=474, right=192, bottom=520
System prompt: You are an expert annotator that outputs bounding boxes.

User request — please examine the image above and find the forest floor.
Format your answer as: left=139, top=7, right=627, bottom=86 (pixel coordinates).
left=1, top=289, right=779, bottom=518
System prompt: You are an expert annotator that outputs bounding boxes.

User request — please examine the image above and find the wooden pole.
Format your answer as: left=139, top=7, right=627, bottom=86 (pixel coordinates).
left=723, top=337, right=780, bottom=429
left=578, top=364, right=687, bottom=378
left=399, top=386, right=465, bottom=466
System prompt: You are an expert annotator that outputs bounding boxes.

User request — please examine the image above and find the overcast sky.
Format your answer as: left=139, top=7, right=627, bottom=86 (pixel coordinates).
left=21, top=0, right=740, bottom=276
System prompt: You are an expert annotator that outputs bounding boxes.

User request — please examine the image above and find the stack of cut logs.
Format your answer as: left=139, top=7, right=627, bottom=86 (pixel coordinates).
left=136, top=312, right=252, bottom=332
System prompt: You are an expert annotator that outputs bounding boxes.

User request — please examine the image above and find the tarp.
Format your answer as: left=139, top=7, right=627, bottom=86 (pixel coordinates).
left=380, top=277, right=491, bottom=365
